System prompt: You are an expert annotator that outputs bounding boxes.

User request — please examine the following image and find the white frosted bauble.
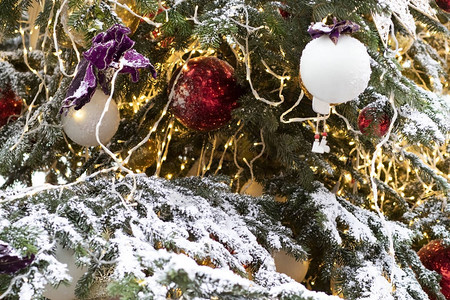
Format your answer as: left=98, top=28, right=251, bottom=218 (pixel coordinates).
left=273, top=250, right=310, bottom=283
left=300, top=35, right=371, bottom=114
left=62, top=90, right=120, bottom=147
left=240, top=180, right=264, bottom=197
left=43, top=245, right=88, bottom=300
left=240, top=180, right=287, bottom=202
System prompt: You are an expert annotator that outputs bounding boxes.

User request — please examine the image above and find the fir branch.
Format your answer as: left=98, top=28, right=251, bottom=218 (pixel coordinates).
left=402, top=150, right=450, bottom=198
left=0, top=0, right=34, bottom=37
left=409, top=5, right=450, bottom=35
left=135, top=0, right=159, bottom=15
left=35, top=0, right=56, bottom=30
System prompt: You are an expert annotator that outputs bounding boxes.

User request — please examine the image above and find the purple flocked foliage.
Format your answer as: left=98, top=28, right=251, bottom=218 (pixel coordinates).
left=307, top=18, right=360, bottom=44
left=61, top=24, right=157, bottom=113
left=62, top=58, right=97, bottom=111
left=0, top=242, right=35, bottom=274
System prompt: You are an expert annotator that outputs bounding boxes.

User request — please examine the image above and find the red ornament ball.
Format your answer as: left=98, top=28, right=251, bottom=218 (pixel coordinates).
left=436, top=0, right=450, bottom=13
left=169, top=56, right=240, bottom=131
left=358, top=105, right=391, bottom=137
left=142, top=6, right=174, bottom=48
left=278, top=2, right=291, bottom=18
left=0, top=88, right=22, bottom=127
left=418, top=240, right=450, bottom=299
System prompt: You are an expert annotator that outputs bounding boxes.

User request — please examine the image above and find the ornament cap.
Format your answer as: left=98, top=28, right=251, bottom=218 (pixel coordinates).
left=312, top=97, right=331, bottom=114
left=308, top=19, right=360, bottom=44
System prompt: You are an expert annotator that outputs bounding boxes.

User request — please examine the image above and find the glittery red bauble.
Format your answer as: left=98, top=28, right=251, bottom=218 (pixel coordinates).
left=0, top=88, right=22, bottom=127
left=418, top=240, right=450, bottom=299
left=169, top=57, right=240, bottom=131
left=279, top=8, right=290, bottom=18
left=436, top=0, right=450, bottom=13
left=358, top=106, right=391, bottom=137
left=142, top=6, right=174, bottom=48
left=278, top=2, right=291, bottom=18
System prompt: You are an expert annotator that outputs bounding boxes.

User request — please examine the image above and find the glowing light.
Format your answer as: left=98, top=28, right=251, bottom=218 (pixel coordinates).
left=74, top=110, right=85, bottom=121
left=344, top=173, right=352, bottom=182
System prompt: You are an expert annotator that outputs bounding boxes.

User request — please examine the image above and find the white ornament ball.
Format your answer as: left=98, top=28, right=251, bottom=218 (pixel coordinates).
left=43, top=244, right=88, bottom=300
left=62, top=89, right=120, bottom=147
left=273, top=250, right=310, bottom=283
left=240, top=180, right=264, bottom=197
left=240, top=180, right=287, bottom=202
left=300, top=35, right=371, bottom=114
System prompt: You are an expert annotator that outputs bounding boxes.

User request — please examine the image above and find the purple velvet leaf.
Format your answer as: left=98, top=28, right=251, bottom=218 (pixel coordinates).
left=93, top=24, right=130, bottom=44
left=60, top=24, right=156, bottom=112
left=0, top=242, right=35, bottom=274
left=334, top=19, right=360, bottom=35
left=61, top=58, right=97, bottom=113
left=111, top=26, right=135, bottom=60
left=84, top=40, right=117, bottom=70
left=307, top=19, right=360, bottom=44
left=87, top=24, right=134, bottom=67
left=118, top=49, right=157, bottom=82
left=308, top=23, right=332, bottom=40
left=97, top=70, right=110, bottom=96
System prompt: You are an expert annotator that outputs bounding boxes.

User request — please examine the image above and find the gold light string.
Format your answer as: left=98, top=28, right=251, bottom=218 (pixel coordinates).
left=331, top=107, right=362, bottom=135
left=108, top=0, right=162, bottom=27
left=155, top=118, right=175, bottom=176
left=196, top=142, right=206, bottom=177
left=10, top=2, right=54, bottom=151
left=230, top=5, right=282, bottom=107
left=199, top=135, right=218, bottom=177
left=93, top=62, right=139, bottom=202
left=138, top=93, right=156, bottom=127
left=0, top=266, right=36, bottom=299
left=122, top=45, right=197, bottom=171
left=187, top=5, right=201, bottom=25
left=241, top=129, right=266, bottom=194
left=369, top=92, right=398, bottom=286
left=227, top=120, right=250, bottom=191
left=214, top=136, right=234, bottom=175
left=202, top=136, right=215, bottom=176
left=27, top=0, right=41, bottom=50
left=261, top=59, right=291, bottom=104
left=279, top=90, right=330, bottom=123
left=232, top=133, right=245, bottom=191
left=0, top=161, right=117, bottom=203
left=53, top=0, right=81, bottom=77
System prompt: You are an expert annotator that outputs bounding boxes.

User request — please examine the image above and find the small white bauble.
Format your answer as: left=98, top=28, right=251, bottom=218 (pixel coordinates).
left=43, top=244, right=88, bottom=300
left=240, top=180, right=287, bottom=202
left=240, top=180, right=264, bottom=197
left=62, top=90, right=120, bottom=147
left=300, top=35, right=371, bottom=114
left=273, top=250, right=310, bottom=283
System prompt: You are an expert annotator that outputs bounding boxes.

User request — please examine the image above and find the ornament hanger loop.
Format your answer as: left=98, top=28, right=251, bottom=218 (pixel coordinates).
left=280, top=90, right=330, bottom=124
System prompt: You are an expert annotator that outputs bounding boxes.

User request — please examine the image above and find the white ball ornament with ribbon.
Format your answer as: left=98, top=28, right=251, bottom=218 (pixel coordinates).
left=43, top=244, right=88, bottom=300
left=273, top=250, right=310, bottom=283
left=62, top=89, right=120, bottom=147
left=300, top=20, right=372, bottom=115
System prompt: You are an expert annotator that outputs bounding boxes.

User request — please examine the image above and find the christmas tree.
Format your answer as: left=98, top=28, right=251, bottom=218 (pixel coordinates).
left=0, top=0, right=449, bottom=299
